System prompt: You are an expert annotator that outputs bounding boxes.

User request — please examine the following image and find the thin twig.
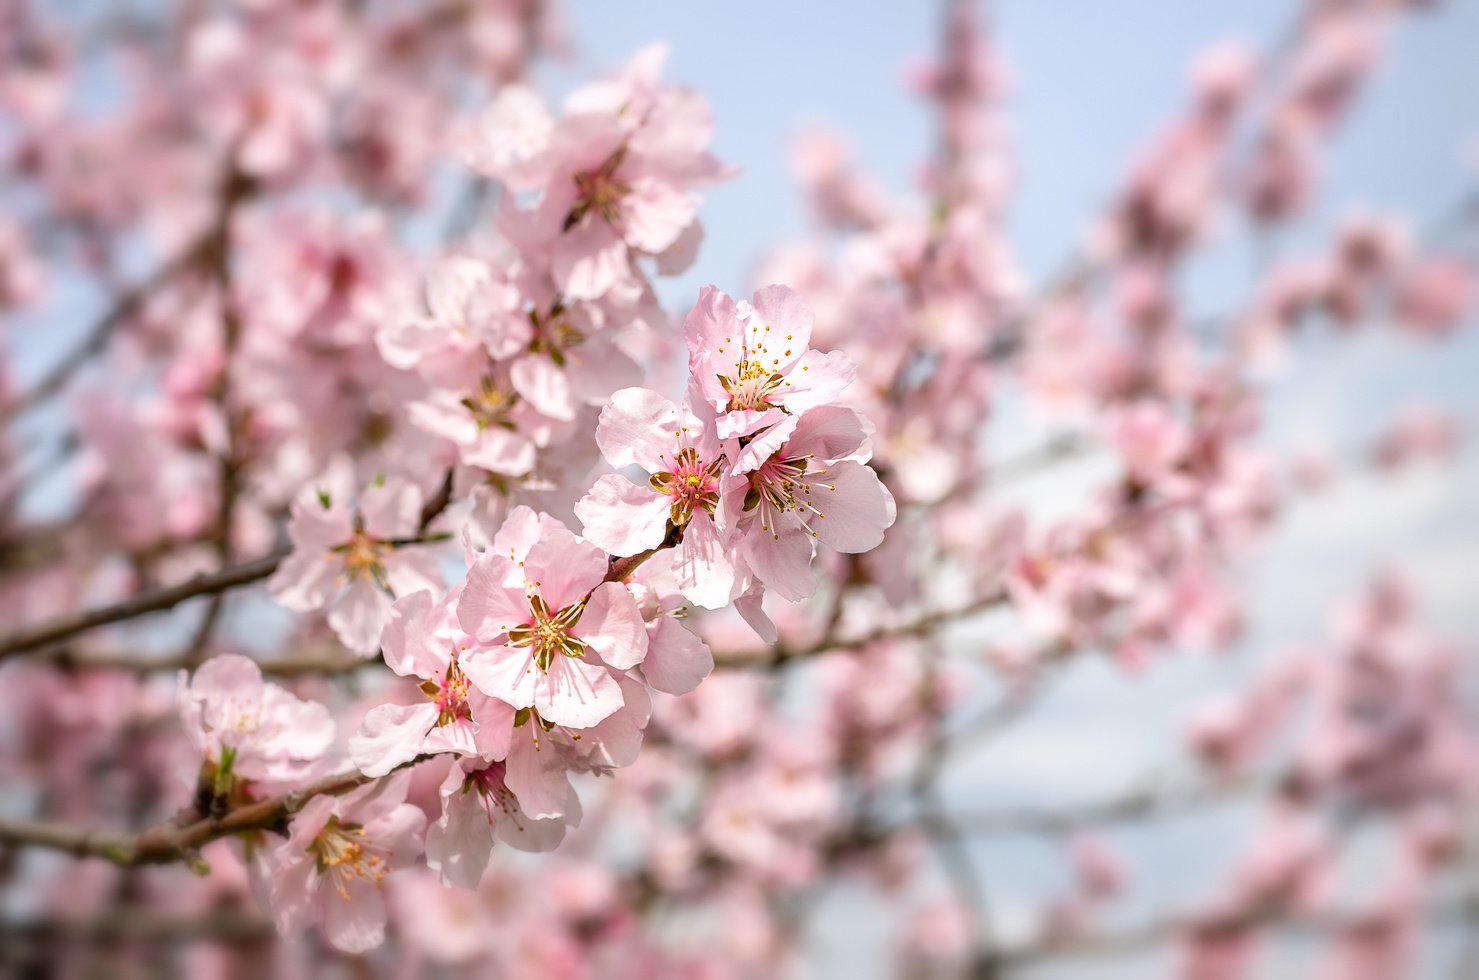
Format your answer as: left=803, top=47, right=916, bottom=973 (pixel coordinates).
left=0, top=550, right=290, bottom=659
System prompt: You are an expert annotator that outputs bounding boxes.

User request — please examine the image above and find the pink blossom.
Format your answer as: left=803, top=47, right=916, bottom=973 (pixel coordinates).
left=683, top=284, right=859, bottom=439
left=457, top=508, right=647, bottom=728
left=348, top=589, right=514, bottom=777
left=267, top=470, right=443, bottom=655
left=474, top=46, right=730, bottom=301
left=378, top=254, right=529, bottom=375
left=177, top=653, right=334, bottom=785
left=574, top=386, right=738, bottom=609
left=725, top=406, right=896, bottom=601
left=424, top=756, right=580, bottom=888
left=265, top=772, right=426, bottom=953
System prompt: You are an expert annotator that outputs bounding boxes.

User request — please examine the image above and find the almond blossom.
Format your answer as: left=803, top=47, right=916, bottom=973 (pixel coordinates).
left=725, top=405, right=897, bottom=601
left=473, top=45, right=730, bottom=301
left=574, top=386, right=737, bottom=608
left=457, top=508, right=647, bottom=728
left=347, top=589, right=514, bottom=777
left=267, top=470, right=443, bottom=655
left=265, top=772, right=426, bottom=954
left=683, top=284, right=858, bottom=439
left=424, top=756, right=581, bottom=888
left=177, top=653, right=335, bottom=785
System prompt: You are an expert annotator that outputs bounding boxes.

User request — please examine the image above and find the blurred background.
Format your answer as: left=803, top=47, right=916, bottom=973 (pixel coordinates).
left=2, top=0, right=1477, bottom=977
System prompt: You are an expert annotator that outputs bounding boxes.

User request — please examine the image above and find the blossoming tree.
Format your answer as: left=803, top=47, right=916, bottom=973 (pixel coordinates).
left=0, top=0, right=1473, bottom=976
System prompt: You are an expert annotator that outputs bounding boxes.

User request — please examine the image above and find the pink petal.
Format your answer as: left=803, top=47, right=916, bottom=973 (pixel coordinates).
left=383, top=548, right=444, bottom=600
left=673, top=509, right=736, bottom=609
left=622, top=175, right=697, bottom=254
left=773, top=348, right=858, bottom=417
left=267, top=548, right=342, bottom=613
left=457, top=556, right=530, bottom=641
left=575, top=582, right=648, bottom=670
left=573, top=474, right=670, bottom=558
left=748, top=283, right=814, bottom=370
left=462, top=645, right=540, bottom=710
left=505, top=735, right=576, bottom=820
left=511, top=355, right=576, bottom=422
left=327, top=577, right=394, bottom=656
left=643, top=617, right=713, bottom=695
left=426, top=771, right=494, bottom=889
left=594, top=386, right=681, bottom=473
left=741, top=524, right=817, bottom=601
left=321, top=877, right=387, bottom=954
left=349, top=702, right=437, bottom=777
left=811, top=460, right=897, bottom=553
left=524, top=526, right=606, bottom=611
left=535, top=655, right=624, bottom=729
left=552, top=217, right=628, bottom=301
left=359, top=477, right=422, bottom=539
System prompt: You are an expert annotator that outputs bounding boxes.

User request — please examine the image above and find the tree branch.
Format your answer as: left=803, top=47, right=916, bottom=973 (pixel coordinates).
left=0, top=755, right=433, bottom=868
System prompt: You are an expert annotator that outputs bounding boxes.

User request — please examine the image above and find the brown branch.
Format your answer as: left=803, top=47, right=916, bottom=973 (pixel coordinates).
left=989, top=889, right=1476, bottom=969
left=0, top=550, right=290, bottom=659
left=713, top=588, right=1009, bottom=669
left=0, top=755, right=433, bottom=868
left=0, top=909, right=273, bottom=946
left=950, top=770, right=1261, bottom=839
left=44, top=647, right=371, bottom=676
left=0, top=531, right=452, bottom=661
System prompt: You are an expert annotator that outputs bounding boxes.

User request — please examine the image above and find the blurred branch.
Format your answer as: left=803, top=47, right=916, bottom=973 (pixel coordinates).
left=0, top=471, right=457, bottom=662
left=712, top=588, right=1009, bottom=669
left=0, top=549, right=290, bottom=660
left=990, top=888, right=1476, bottom=969
left=953, top=772, right=1260, bottom=837
left=0, top=755, right=433, bottom=868
left=0, top=908, right=273, bottom=969
left=182, top=161, right=259, bottom=664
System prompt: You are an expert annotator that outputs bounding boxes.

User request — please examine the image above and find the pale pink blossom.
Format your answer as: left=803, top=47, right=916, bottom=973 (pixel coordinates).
left=574, top=386, right=739, bottom=609
left=267, top=471, right=443, bottom=655
left=424, top=756, right=580, bottom=888
left=265, top=772, right=426, bottom=953
left=347, top=589, right=514, bottom=777
left=683, top=284, right=858, bottom=438
left=177, top=653, right=334, bottom=784
left=725, top=405, right=896, bottom=601
left=457, top=509, right=647, bottom=728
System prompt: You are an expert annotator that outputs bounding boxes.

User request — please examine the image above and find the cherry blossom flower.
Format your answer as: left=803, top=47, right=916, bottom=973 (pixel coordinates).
left=725, top=405, right=896, bottom=601
left=473, top=45, right=730, bottom=301
left=265, top=772, right=426, bottom=953
left=348, top=589, right=514, bottom=777
left=424, top=756, right=581, bottom=888
left=267, top=470, right=443, bottom=655
left=683, top=284, right=858, bottom=438
left=177, top=653, right=334, bottom=785
left=457, top=508, right=647, bottom=728
left=574, top=386, right=741, bottom=608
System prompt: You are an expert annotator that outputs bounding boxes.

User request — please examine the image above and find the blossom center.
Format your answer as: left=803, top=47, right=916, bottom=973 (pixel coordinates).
left=529, top=307, right=586, bottom=367
left=465, top=760, right=519, bottom=818
left=462, top=376, right=519, bottom=430
left=719, top=360, right=785, bottom=412
left=744, top=451, right=831, bottom=538
left=310, top=815, right=388, bottom=899
left=508, top=594, right=587, bottom=671
left=649, top=446, right=722, bottom=526
left=569, top=148, right=631, bottom=229
left=715, top=317, right=797, bottom=412
left=339, top=527, right=386, bottom=580
left=421, top=652, right=472, bottom=726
